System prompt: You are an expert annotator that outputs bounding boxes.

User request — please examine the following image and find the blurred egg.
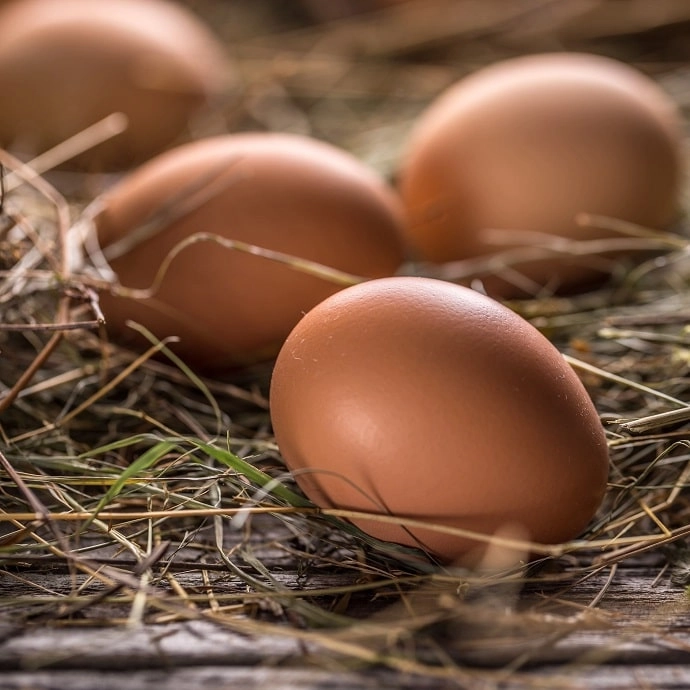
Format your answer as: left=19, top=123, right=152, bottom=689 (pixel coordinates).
left=93, top=133, right=407, bottom=370
left=270, top=276, right=609, bottom=565
left=0, top=0, right=229, bottom=169
left=399, top=53, right=685, bottom=297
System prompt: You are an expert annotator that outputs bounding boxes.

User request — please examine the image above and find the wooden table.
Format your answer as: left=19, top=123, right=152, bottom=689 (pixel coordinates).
left=3, top=549, right=690, bottom=689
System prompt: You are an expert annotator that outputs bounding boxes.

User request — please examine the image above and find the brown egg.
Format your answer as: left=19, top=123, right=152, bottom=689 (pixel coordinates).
left=399, top=53, right=685, bottom=297
left=0, top=0, right=228, bottom=169
left=269, top=276, right=609, bottom=565
left=93, top=133, right=407, bottom=370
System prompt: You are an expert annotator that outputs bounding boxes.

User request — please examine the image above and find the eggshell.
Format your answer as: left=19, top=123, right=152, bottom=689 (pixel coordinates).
left=269, top=276, right=609, bottom=565
left=0, top=0, right=228, bottom=169
left=399, top=53, right=685, bottom=297
left=94, top=133, right=407, bottom=370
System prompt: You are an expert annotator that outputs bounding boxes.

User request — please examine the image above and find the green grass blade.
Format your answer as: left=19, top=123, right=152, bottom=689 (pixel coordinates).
left=187, top=438, right=311, bottom=508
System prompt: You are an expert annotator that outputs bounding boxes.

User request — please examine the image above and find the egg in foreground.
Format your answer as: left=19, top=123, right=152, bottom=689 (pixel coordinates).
left=0, top=0, right=228, bottom=169
left=399, top=53, right=685, bottom=297
left=93, top=133, right=407, bottom=370
left=269, top=277, right=609, bottom=565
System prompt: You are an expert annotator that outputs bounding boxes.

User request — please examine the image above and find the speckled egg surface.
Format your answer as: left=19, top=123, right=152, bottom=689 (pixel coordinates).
left=269, top=276, right=609, bottom=564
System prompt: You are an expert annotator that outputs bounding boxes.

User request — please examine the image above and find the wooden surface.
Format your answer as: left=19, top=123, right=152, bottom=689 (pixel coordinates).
left=3, top=560, right=690, bottom=689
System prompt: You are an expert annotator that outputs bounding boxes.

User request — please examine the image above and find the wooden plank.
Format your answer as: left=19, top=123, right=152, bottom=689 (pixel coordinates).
left=0, top=667, right=456, bottom=690
left=3, top=564, right=690, bottom=688
left=0, top=621, right=306, bottom=671
left=3, top=662, right=690, bottom=689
